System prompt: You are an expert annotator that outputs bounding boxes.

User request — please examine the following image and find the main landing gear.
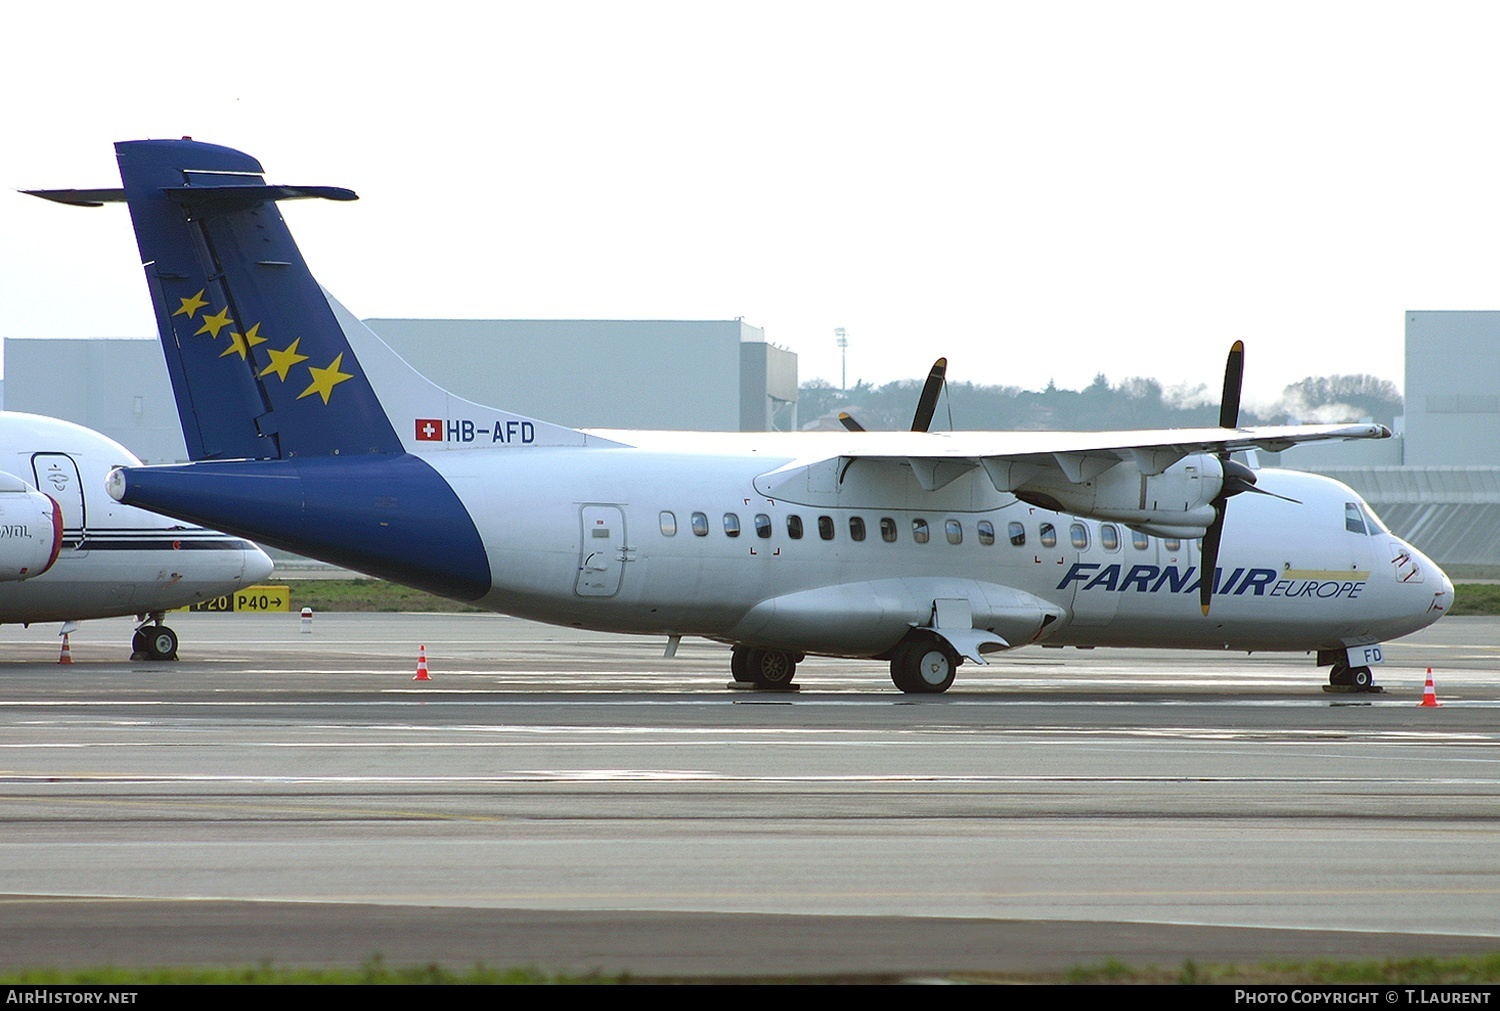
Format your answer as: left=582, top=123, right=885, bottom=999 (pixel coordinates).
left=889, top=634, right=959, bottom=694
left=729, top=634, right=965, bottom=694
left=132, top=614, right=179, bottom=661
left=730, top=645, right=801, bottom=689
left=1327, top=664, right=1377, bottom=692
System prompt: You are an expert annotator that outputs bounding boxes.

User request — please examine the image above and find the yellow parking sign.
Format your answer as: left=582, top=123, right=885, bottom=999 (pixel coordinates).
left=181, top=585, right=290, bottom=613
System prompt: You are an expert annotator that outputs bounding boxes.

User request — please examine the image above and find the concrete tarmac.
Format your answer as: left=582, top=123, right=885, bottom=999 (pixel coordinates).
left=0, top=611, right=1497, bottom=979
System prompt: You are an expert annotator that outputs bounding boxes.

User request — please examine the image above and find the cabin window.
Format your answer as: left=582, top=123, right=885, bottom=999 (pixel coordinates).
left=1164, top=538, right=1181, bottom=552
left=787, top=515, right=804, bottom=539
left=849, top=516, right=866, bottom=541
left=1040, top=523, right=1057, bottom=549
left=755, top=513, right=773, bottom=539
left=1132, top=529, right=1150, bottom=550
left=1100, top=524, right=1119, bottom=551
left=1345, top=502, right=1368, bottom=535
left=1070, top=523, right=1089, bottom=550
left=659, top=511, right=677, bottom=536
left=880, top=517, right=898, bottom=542
left=1008, top=521, right=1026, bottom=546
left=977, top=520, right=995, bottom=545
left=945, top=519, right=963, bottom=545
left=691, top=512, right=709, bottom=537
left=912, top=518, right=930, bottom=544
left=723, top=513, right=741, bottom=537
left=818, top=515, right=835, bottom=540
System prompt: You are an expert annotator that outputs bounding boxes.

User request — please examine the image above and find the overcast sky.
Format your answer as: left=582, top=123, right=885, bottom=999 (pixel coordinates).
left=3, top=2, right=1497, bottom=411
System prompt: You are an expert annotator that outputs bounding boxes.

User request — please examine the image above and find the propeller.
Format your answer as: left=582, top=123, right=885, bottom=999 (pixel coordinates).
left=837, top=358, right=948, bottom=433
left=1200, top=341, right=1244, bottom=615
left=1198, top=341, right=1299, bottom=614
left=911, top=357, right=947, bottom=433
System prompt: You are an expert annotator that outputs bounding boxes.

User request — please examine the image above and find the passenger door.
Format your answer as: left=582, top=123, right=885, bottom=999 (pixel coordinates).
left=575, top=505, right=627, bottom=596
left=31, top=453, right=87, bottom=554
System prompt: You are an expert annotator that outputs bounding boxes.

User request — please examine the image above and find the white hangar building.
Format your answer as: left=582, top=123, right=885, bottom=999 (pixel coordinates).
left=1298, top=310, right=1500, bottom=571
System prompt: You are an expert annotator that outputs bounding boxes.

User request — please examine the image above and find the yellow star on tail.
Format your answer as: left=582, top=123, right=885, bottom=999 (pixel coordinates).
left=194, top=306, right=234, bottom=338
left=172, top=290, right=209, bottom=319
left=220, top=322, right=269, bottom=360
left=258, top=338, right=309, bottom=382
left=297, top=353, right=354, bottom=404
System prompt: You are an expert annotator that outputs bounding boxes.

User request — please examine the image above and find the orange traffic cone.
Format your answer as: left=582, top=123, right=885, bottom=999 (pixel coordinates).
left=413, top=645, right=430, bottom=681
left=1418, top=668, right=1441, bottom=707
left=57, top=634, right=73, bottom=665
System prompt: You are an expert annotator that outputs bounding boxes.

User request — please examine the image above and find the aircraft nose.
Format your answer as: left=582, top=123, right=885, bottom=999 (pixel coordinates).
left=244, top=541, right=275, bottom=582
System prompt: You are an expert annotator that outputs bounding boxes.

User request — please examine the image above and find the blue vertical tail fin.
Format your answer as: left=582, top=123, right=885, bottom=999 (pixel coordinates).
left=29, top=139, right=607, bottom=462
left=113, top=139, right=399, bottom=460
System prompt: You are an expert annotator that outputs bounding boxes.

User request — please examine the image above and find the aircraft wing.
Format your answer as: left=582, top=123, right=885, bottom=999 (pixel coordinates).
left=748, top=421, right=1389, bottom=540
left=757, top=422, right=1389, bottom=492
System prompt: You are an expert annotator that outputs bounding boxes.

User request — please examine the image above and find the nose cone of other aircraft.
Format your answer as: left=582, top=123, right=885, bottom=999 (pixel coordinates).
left=244, top=543, right=275, bottom=583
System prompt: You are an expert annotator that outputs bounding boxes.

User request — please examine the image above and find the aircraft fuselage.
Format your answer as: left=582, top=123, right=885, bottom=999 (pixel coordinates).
left=421, top=447, right=1449, bottom=659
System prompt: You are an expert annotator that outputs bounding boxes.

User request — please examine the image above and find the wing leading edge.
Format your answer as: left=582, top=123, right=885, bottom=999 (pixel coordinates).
left=760, top=421, right=1387, bottom=490
left=753, top=421, right=1390, bottom=539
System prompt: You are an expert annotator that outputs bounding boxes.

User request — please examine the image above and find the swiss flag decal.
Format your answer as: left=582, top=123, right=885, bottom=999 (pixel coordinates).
left=414, top=419, right=444, bottom=441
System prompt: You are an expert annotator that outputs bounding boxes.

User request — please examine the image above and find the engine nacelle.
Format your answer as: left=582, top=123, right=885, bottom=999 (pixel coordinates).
left=0, top=472, right=62, bottom=581
left=1013, top=453, right=1222, bottom=536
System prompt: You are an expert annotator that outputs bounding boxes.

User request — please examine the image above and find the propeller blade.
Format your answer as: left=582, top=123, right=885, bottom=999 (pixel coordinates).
left=1240, top=484, right=1302, bottom=505
left=1219, top=340, right=1244, bottom=430
left=1200, top=507, right=1225, bottom=615
left=837, top=412, right=866, bottom=433
left=911, top=357, right=948, bottom=433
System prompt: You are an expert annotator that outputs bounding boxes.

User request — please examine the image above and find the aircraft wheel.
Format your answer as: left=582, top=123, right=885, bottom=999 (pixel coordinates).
left=890, top=637, right=958, bottom=694
left=730, top=645, right=754, bottom=683
left=1328, top=665, right=1352, bottom=687
left=746, top=648, right=797, bottom=689
left=1349, top=666, right=1374, bottom=690
left=144, top=625, right=179, bottom=661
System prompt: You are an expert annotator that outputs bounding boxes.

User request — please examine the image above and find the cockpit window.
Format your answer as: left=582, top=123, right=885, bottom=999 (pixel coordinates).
left=1360, top=501, right=1389, bottom=535
left=1344, top=502, right=1368, bottom=535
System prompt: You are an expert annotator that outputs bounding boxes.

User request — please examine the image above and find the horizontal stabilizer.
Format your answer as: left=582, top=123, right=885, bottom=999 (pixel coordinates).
left=23, top=188, right=126, bottom=206
left=24, top=185, right=354, bottom=209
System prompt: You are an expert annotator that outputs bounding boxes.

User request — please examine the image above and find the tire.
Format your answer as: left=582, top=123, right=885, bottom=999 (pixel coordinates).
left=890, top=637, right=957, bottom=694
left=145, top=625, right=179, bottom=661
left=1329, top=666, right=1353, bottom=687
left=730, top=646, right=754, bottom=683
left=1350, top=666, right=1373, bottom=689
left=748, top=648, right=797, bottom=689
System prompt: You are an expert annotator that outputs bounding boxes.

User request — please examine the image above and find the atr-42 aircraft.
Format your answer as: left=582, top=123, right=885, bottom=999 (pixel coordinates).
left=0, top=411, right=273, bottom=659
left=28, top=139, right=1451, bottom=692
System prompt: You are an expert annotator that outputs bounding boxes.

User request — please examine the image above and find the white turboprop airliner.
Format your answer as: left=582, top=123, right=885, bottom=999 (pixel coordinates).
left=0, top=411, right=274, bottom=659
left=28, top=139, right=1451, bottom=691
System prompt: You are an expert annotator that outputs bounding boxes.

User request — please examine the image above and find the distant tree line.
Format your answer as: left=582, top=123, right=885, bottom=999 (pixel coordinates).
left=799, top=373, right=1403, bottom=432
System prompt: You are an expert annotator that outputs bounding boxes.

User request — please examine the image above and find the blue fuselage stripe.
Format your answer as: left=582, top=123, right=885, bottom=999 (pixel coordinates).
left=116, top=454, right=490, bottom=600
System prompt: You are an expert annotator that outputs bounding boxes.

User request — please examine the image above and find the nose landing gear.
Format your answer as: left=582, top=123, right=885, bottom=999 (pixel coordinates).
left=132, top=616, right=179, bottom=661
left=1326, top=664, right=1380, bottom=693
